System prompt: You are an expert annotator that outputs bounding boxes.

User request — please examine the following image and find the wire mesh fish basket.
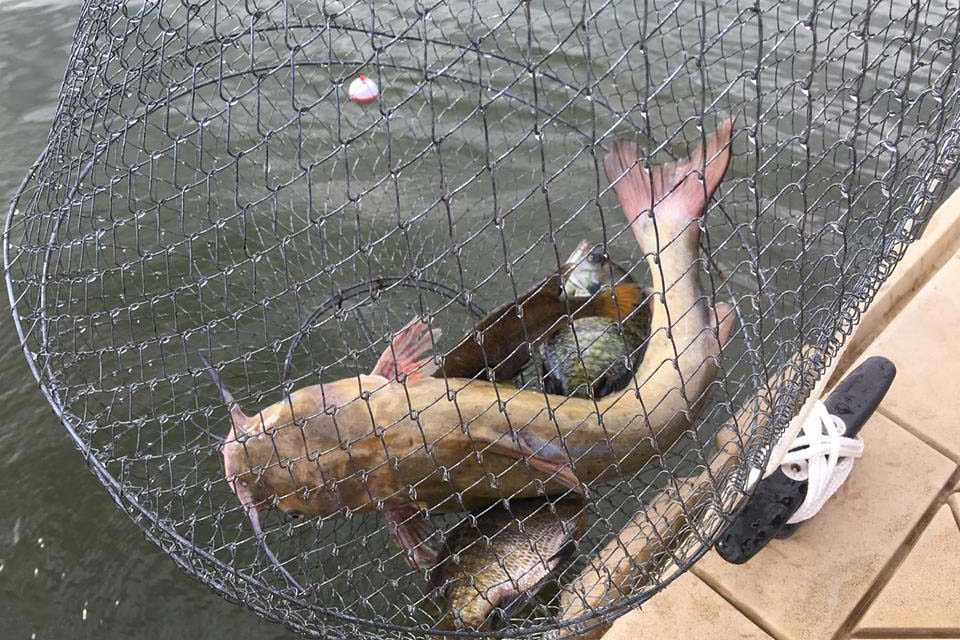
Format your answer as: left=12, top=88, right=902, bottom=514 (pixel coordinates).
left=5, top=1, right=960, bottom=638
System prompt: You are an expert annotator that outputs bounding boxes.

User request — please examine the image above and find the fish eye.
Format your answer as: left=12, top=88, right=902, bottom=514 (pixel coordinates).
left=587, top=250, right=605, bottom=263
left=587, top=282, right=601, bottom=294
left=285, top=509, right=303, bottom=519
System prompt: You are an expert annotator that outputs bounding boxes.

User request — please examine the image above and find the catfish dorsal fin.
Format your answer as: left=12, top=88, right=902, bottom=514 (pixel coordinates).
left=371, top=317, right=442, bottom=383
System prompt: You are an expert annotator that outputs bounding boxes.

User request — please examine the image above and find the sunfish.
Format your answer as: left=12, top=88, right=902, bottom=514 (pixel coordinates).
left=539, top=240, right=653, bottom=399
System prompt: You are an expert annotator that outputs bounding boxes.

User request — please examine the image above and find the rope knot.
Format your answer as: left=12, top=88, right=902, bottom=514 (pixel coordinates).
left=778, top=400, right=864, bottom=524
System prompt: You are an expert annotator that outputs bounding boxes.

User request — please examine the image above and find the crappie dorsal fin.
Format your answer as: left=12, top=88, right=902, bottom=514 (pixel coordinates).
left=439, top=277, right=649, bottom=383
left=371, top=317, right=442, bottom=383
left=438, top=275, right=573, bottom=381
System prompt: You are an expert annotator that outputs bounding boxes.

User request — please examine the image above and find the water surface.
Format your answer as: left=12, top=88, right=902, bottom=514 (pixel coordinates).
left=0, top=2, right=297, bottom=638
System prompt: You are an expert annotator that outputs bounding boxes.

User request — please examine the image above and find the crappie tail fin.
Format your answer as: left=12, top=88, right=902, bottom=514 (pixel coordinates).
left=604, top=116, right=734, bottom=254
left=372, top=316, right=443, bottom=383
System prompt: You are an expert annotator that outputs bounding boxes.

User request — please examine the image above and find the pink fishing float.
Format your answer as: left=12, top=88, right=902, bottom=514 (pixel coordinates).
left=348, top=75, right=379, bottom=104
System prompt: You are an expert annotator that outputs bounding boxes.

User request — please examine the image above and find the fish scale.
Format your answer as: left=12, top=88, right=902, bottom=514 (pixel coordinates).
left=433, top=499, right=587, bottom=631
left=539, top=241, right=652, bottom=399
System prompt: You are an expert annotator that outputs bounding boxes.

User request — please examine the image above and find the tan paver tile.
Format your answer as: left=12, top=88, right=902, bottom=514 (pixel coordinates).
left=859, top=253, right=960, bottom=460
left=950, top=493, right=960, bottom=523
left=856, top=505, right=960, bottom=634
left=602, top=572, right=772, bottom=640
left=693, top=414, right=955, bottom=640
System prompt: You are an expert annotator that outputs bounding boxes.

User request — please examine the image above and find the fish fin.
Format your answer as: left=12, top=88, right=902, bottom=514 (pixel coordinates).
left=384, top=504, right=441, bottom=571
left=489, top=537, right=578, bottom=629
left=592, top=368, right=634, bottom=400
left=587, top=282, right=646, bottom=322
left=542, top=371, right=564, bottom=396
left=481, top=436, right=586, bottom=496
left=197, top=351, right=250, bottom=435
left=438, top=275, right=569, bottom=381
left=604, top=117, right=734, bottom=249
left=564, top=238, right=596, bottom=265
left=371, top=317, right=442, bottom=384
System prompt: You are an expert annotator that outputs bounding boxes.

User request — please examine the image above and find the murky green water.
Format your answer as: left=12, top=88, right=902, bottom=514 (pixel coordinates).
left=0, top=2, right=297, bottom=638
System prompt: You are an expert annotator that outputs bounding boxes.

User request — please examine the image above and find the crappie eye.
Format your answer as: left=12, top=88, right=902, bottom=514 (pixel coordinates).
left=587, top=282, right=601, bottom=294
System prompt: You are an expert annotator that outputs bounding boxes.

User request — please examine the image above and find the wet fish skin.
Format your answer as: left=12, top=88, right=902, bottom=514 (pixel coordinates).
left=433, top=498, right=587, bottom=632
left=213, top=119, right=737, bottom=573
left=540, top=241, right=652, bottom=399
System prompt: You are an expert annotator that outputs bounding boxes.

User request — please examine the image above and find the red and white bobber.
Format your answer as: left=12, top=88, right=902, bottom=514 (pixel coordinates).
left=348, top=75, right=379, bottom=104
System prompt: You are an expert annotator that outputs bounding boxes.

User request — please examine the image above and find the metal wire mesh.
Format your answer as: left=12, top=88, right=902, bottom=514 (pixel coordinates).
left=4, top=0, right=960, bottom=638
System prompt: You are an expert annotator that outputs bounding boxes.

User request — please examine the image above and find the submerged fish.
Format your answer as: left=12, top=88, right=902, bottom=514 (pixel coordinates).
left=206, top=118, right=737, bottom=583
left=205, top=289, right=635, bottom=574
left=540, top=241, right=652, bottom=399
left=433, top=498, right=586, bottom=632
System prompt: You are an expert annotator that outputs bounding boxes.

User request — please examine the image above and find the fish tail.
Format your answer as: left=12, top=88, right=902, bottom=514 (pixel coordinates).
left=604, top=117, right=734, bottom=253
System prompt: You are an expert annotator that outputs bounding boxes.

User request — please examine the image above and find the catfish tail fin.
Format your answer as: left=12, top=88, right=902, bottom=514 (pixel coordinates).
left=604, top=117, right=734, bottom=254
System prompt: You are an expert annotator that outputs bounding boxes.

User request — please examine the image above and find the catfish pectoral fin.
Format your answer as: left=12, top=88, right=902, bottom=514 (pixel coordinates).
left=480, top=436, right=585, bottom=496
left=384, top=504, right=441, bottom=571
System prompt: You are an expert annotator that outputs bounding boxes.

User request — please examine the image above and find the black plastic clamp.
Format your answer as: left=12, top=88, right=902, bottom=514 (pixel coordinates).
left=714, top=355, right=896, bottom=564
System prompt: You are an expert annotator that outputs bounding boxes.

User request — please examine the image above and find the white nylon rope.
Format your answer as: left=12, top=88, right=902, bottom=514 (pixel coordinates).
left=774, top=399, right=864, bottom=524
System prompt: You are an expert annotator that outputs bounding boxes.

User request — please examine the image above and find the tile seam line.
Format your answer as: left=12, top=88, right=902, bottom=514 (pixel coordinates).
left=851, top=627, right=960, bottom=639
left=834, top=466, right=960, bottom=640
left=689, top=564, right=786, bottom=640
left=875, top=405, right=960, bottom=464
left=949, top=495, right=960, bottom=529
left=686, top=469, right=960, bottom=640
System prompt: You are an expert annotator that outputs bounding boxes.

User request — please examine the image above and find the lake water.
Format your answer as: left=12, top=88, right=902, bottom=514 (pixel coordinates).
left=0, top=1, right=298, bottom=638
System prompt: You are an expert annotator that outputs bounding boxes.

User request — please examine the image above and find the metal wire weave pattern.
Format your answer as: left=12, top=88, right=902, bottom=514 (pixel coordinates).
left=5, top=1, right=960, bottom=638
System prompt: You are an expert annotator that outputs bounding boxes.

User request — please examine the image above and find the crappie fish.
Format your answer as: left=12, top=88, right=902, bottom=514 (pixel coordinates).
left=433, top=498, right=586, bottom=632
left=208, top=118, right=737, bottom=581
left=540, top=241, right=652, bottom=398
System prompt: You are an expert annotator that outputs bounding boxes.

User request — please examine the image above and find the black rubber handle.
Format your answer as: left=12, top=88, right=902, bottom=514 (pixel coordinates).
left=714, top=356, right=896, bottom=564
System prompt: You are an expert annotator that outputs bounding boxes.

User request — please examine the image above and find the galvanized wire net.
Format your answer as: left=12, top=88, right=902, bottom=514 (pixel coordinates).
left=5, top=0, right=960, bottom=638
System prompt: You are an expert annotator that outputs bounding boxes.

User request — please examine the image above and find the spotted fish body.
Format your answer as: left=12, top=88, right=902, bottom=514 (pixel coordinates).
left=433, top=499, right=586, bottom=632
left=540, top=242, right=652, bottom=399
